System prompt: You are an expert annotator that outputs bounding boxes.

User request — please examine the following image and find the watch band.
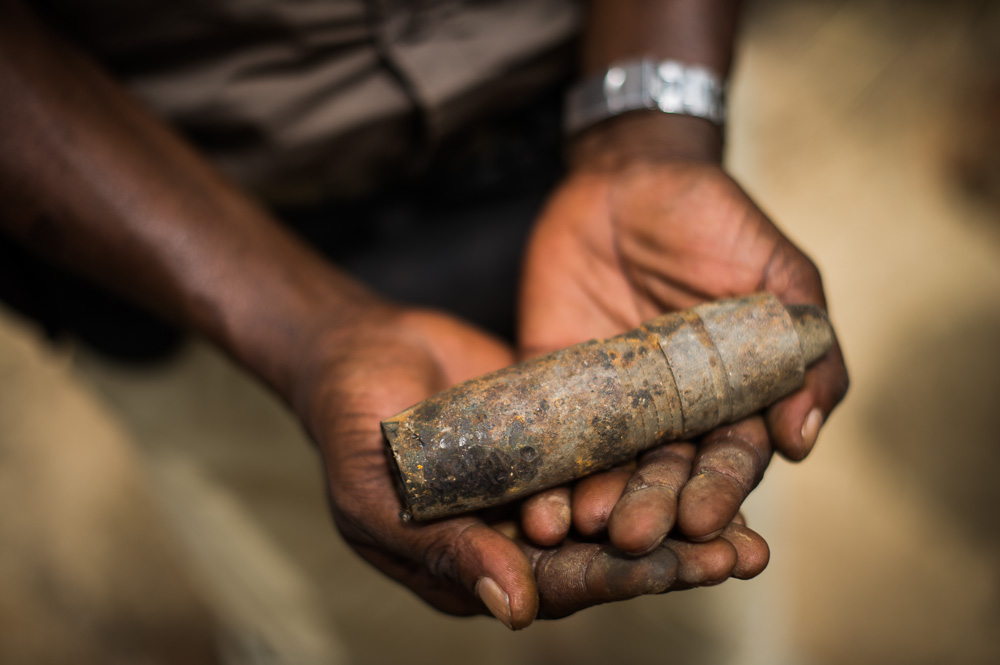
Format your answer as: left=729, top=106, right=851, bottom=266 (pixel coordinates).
left=565, top=58, right=727, bottom=136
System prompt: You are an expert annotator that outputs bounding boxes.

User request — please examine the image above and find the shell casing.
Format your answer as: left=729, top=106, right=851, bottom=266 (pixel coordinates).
left=382, top=293, right=825, bottom=520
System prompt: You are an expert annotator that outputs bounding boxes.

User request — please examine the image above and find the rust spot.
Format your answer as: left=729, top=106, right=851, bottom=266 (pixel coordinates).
left=630, top=388, right=653, bottom=408
left=383, top=294, right=833, bottom=519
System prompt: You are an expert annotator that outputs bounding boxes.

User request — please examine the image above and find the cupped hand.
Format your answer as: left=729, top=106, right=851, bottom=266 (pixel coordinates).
left=518, top=158, right=848, bottom=552
left=288, top=304, right=768, bottom=628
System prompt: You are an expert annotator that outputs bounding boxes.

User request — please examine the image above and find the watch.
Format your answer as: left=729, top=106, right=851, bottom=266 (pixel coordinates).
left=565, top=58, right=727, bottom=136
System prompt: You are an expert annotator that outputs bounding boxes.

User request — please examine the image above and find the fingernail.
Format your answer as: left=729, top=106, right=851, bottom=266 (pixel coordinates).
left=801, top=408, right=824, bottom=454
left=476, top=577, right=512, bottom=629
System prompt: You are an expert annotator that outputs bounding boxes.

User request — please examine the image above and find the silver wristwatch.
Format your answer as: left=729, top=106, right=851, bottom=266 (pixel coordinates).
left=565, top=58, right=727, bottom=135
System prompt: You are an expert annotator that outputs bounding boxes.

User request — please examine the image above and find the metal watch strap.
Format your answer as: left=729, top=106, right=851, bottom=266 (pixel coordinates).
left=565, top=59, right=727, bottom=136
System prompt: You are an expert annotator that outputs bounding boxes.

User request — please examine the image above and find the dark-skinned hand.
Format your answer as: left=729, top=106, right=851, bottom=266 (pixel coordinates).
left=291, top=305, right=769, bottom=628
left=518, top=158, right=849, bottom=554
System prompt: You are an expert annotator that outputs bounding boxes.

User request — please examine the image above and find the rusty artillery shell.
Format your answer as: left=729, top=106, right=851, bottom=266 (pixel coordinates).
left=382, top=293, right=834, bottom=521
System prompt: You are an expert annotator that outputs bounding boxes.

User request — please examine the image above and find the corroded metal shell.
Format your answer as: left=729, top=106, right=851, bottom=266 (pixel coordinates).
left=382, top=293, right=832, bottom=520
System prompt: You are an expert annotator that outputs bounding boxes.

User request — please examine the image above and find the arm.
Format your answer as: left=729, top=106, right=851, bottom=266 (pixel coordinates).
left=519, top=0, right=849, bottom=550
left=571, top=0, right=737, bottom=168
left=0, top=0, right=767, bottom=627
left=0, top=0, right=365, bottom=397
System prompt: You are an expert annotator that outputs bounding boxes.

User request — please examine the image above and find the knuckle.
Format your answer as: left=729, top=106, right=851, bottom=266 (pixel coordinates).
left=625, top=472, right=679, bottom=497
left=423, top=521, right=478, bottom=583
left=639, top=442, right=695, bottom=466
left=703, top=423, right=770, bottom=467
left=693, top=434, right=763, bottom=493
left=695, top=467, right=753, bottom=498
left=578, top=546, right=608, bottom=595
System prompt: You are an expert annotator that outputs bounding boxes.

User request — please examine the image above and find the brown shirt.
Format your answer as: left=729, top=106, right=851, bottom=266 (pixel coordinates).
left=31, top=0, right=580, bottom=202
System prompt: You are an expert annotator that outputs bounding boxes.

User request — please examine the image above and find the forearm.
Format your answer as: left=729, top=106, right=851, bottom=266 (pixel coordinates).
left=572, top=0, right=742, bottom=167
left=0, top=0, right=380, bottom=397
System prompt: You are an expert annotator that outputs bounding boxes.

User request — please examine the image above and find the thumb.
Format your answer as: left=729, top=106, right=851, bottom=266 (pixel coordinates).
left=407, top=518, right=539, bottom=629
left=766, top=342, right=849, bottom=460
left=325, top=423, right=540, bottom=629
left=760, top=243, right=849, bottom=460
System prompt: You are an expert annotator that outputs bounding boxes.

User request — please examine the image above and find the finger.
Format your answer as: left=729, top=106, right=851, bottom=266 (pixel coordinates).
left=720, top=522, right=770, bottom=579
left=571, top=464, right=635, bottom=537
left=762, top=254, right=849, bottom=461
left=766, top=340, right=849, bottom=460
left=398, top=517, right=540, bottom=630
left=664, top=521, right=769, bottom=590
left=607, top=442, right=696, bottom=555
left=677, top=416, right=771, bottom=541
left=663, top=537, right=737, bottom=588
left=521, top=487, right=572, bottom=547
left=353, top=545, right=481, bottom=616
left=523, top=541, right=679, bottom=620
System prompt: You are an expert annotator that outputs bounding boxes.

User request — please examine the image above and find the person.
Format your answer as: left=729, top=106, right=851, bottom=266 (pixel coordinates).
left=0, top=0, right=847, bottom=630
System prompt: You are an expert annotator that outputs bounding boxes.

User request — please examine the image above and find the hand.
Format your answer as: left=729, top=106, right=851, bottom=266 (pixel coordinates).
left=288, top=304, right=769, bottom=627
left=523, top=515, right=769, bottom=620
left=518, top=151, right=848, bottom=552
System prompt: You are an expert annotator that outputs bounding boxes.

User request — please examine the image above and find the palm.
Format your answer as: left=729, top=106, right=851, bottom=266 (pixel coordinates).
left=517, top=162, right=846, bottom=552
left=297, top=309, right=520, bottom=615
left=520, top=163, right=821, bottom=354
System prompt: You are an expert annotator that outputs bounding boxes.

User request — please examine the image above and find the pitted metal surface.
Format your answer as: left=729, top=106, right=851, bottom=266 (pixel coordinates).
left=382, top=293, right=832, bottom=520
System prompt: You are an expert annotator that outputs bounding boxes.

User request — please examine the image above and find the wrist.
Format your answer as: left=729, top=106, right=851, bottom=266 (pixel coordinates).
left=283, top=295, right=403, bottom=427
left=191, top=212, right=389, bottom=402
left=568, top=111, right=724, bottom=173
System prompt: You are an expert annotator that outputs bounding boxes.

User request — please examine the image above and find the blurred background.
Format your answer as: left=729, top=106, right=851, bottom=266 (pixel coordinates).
left=2, top=0, right=999, bottom=663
